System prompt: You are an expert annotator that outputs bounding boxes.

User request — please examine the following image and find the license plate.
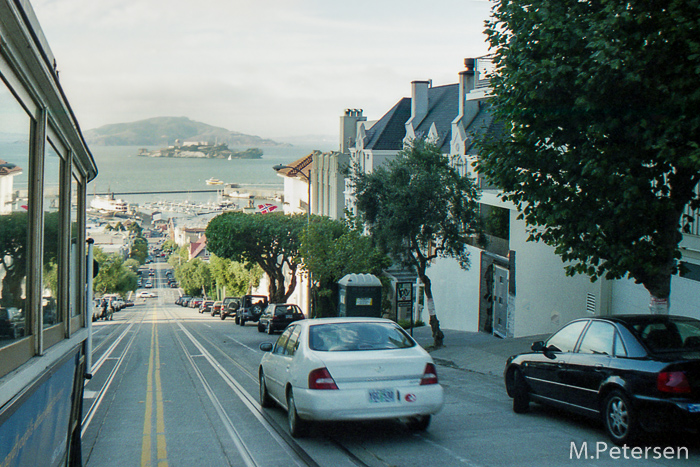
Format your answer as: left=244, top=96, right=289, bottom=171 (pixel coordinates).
left=688, top=403, right=700, bottom=413
left=368, top=389, right=395, bottom=403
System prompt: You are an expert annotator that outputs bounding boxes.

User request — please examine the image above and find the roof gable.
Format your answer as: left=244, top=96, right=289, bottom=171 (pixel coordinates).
left=414, top=84, right=458, bottom=153
left=275, top=152, right=314, bottom=180
left=364, top=98, right=411, bottom=151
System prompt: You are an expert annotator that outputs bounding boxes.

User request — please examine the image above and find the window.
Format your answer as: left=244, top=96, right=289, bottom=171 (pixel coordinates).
left=43, top=141, right=63, bottom=329
left=69, top=173, right=80, bottom=319
left=578, top=321, right=615, bottom=355
left=0, top=79, right=31, bottom=348
left=309, top=322, right=416, bottom=352
left=284, top=325, right=301, bottom=356
left=546, top=320, right=587, bottom=353
left=273, top=327, right=293, bottom=355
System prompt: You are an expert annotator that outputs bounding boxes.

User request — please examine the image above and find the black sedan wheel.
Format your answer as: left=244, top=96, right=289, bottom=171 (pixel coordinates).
left=603, top=390, right=638, bottom=445
left=257, top=323, right=264, bottom=333
left=287, top=390, right=309, bottom=438
left=512, top=369, right=530, bottom=414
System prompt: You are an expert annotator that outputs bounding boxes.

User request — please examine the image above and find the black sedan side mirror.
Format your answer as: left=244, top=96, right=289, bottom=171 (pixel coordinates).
left=260, top=343, right=273, bottom=352
left=531, top=341, right=546, bottom=352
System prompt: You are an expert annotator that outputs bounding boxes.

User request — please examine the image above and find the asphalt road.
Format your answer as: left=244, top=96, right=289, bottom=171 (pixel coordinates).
left=80, top=263, right=700, bottom=467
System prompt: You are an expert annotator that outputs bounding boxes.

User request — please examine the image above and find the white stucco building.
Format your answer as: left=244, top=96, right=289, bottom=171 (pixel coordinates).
left=323, top=56, right=700, bottom=338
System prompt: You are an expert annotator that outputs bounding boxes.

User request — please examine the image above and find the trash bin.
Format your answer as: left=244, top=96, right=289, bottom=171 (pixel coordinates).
left=337, top=273, right=382, bottom=317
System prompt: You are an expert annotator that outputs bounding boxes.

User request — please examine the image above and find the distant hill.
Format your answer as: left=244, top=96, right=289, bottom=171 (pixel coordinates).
left=84, top=117, right=284, bottom=147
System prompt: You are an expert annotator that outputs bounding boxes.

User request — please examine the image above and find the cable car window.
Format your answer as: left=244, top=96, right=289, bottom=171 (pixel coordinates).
left=43, top=141, right=63, bottom=329
left=70, top=173, right=80, bottom=318
left=0, top=79, right=31, bottom=348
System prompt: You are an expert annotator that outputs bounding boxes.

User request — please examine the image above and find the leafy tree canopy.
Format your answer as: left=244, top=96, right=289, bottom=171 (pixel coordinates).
left=130, top=237, right=148, bottom=264
left=300, top=215, right=391, bottom=316
left=206, top=212, right=306, bottom=302
left=353, top=138, right=482, bottom=346
left=93, top=247, right=138, bottom=296
left=176, top=258, right=214, bottom=297
left=478, top=0, right=700, bottom=307
left=209, top=255, right=263, bottom=298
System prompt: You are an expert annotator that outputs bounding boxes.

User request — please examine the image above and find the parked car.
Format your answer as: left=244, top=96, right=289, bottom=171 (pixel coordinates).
left=257, top=304, right=305, bottom=334
left=0, top=307, right=25, bottom=339
left=189, top=298, right=203, bottom=309
left=258, top=317, right=443, bottom=438
left=210, top=301, right=223, bottom=317
left=199, top=300, right=215, bottom=314
left=180, top=297, right=192, bottom=307
left=237, top=295, right=268, bottom=326
left=137, top=291, right=157, bottom=299
left=220, top=297, right=241, bottom=320
left=504, top=314, right=700, bottom=445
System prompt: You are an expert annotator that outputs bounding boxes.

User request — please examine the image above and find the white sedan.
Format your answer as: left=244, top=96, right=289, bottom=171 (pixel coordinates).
left=136, top=291, right=157, bottom=298
left=258, top=317, right=444, bottom=437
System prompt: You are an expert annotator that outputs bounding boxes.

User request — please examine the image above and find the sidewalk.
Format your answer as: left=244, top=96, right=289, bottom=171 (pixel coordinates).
left=410, top=325, right=549, bottom=377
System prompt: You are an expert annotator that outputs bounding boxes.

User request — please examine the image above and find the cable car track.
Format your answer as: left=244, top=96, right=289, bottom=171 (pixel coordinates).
left=81, top=308, right=149, bottom=436
left=82, top=301, right=375, bottom=466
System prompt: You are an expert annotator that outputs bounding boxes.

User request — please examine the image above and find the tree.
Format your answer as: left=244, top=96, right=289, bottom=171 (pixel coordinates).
left=206, top=212, right=306, bottom=303
left=352, top=139, right=482, bottom=347
left=209, top=255, right=263, bottom=298
left=167, top=245, right=189, bottom=271
left=177, top=258, right=214, bottom=297
left=93, top=247, right=138, bottom=296
left=130, top=237, right=148, bottom=264
left=478, top=0, right=700, bottom=313
left=300, top=215, right=391, bottom=317
left=127, top=221, right=143, bottom=237
left=161, top=239, right=178, bottom=255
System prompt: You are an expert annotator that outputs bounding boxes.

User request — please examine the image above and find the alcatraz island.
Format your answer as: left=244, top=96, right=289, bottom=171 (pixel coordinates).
left=138, top=140, right=263, bottom=159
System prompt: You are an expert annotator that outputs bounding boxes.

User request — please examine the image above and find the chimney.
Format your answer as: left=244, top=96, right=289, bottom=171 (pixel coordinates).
left=339, top=109, right=366, bottom=153
left=459, top=59, right=478, bottom=123
left=410, top=81, right=430, bottom=127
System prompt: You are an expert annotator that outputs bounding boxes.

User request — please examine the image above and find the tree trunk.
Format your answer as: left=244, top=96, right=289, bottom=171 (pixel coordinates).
left=419, top=272, right=444, bottom=348
left=283, top=266, right=298, bottom=303
left=649, top=294, right=670, bottom=315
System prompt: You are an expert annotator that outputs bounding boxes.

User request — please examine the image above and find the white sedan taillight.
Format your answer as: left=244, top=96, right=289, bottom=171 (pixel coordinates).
left=420, top=363, right=439, bottom=385
left=308, top=367, right=338, bottom=390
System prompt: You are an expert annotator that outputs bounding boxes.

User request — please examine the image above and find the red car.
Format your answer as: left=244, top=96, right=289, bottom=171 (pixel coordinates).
left=210, top=301, right=223, bottom=317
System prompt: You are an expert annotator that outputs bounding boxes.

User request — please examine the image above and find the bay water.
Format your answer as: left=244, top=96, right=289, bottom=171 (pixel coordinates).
left=87, top=143, right=334, bottom=209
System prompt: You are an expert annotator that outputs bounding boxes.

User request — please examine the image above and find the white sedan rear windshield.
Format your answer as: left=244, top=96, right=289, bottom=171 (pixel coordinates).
left=309, top=322, right=415, bottom=351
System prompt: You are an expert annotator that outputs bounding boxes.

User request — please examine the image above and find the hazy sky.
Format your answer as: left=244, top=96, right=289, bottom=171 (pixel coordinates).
left=32, top=0, right=493, bottom=140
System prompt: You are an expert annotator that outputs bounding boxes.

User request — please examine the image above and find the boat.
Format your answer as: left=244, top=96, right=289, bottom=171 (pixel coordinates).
left=227, top=191, right=252, bottom=199
left=206, top=177, right=223, bottom=185
left=90, top=193, right=127, bottom=213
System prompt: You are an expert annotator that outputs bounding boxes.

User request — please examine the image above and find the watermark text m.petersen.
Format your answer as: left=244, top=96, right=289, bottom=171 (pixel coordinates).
left=570, top=442, right=689, bottom=460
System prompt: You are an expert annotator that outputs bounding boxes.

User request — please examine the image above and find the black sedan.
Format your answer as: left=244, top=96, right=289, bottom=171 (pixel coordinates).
left=257, top=303, right=305, bottom=334
left=504, top=314, right=700, bottom=445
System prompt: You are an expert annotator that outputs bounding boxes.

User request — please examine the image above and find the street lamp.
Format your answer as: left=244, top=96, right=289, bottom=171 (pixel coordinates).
left=273, top=163, right=312, bottom=316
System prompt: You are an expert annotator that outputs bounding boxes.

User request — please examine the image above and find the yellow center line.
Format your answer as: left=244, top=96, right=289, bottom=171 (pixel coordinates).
left=141, top=308, right=168, bottom=467
left=155, top=321, right=168, bottom=465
